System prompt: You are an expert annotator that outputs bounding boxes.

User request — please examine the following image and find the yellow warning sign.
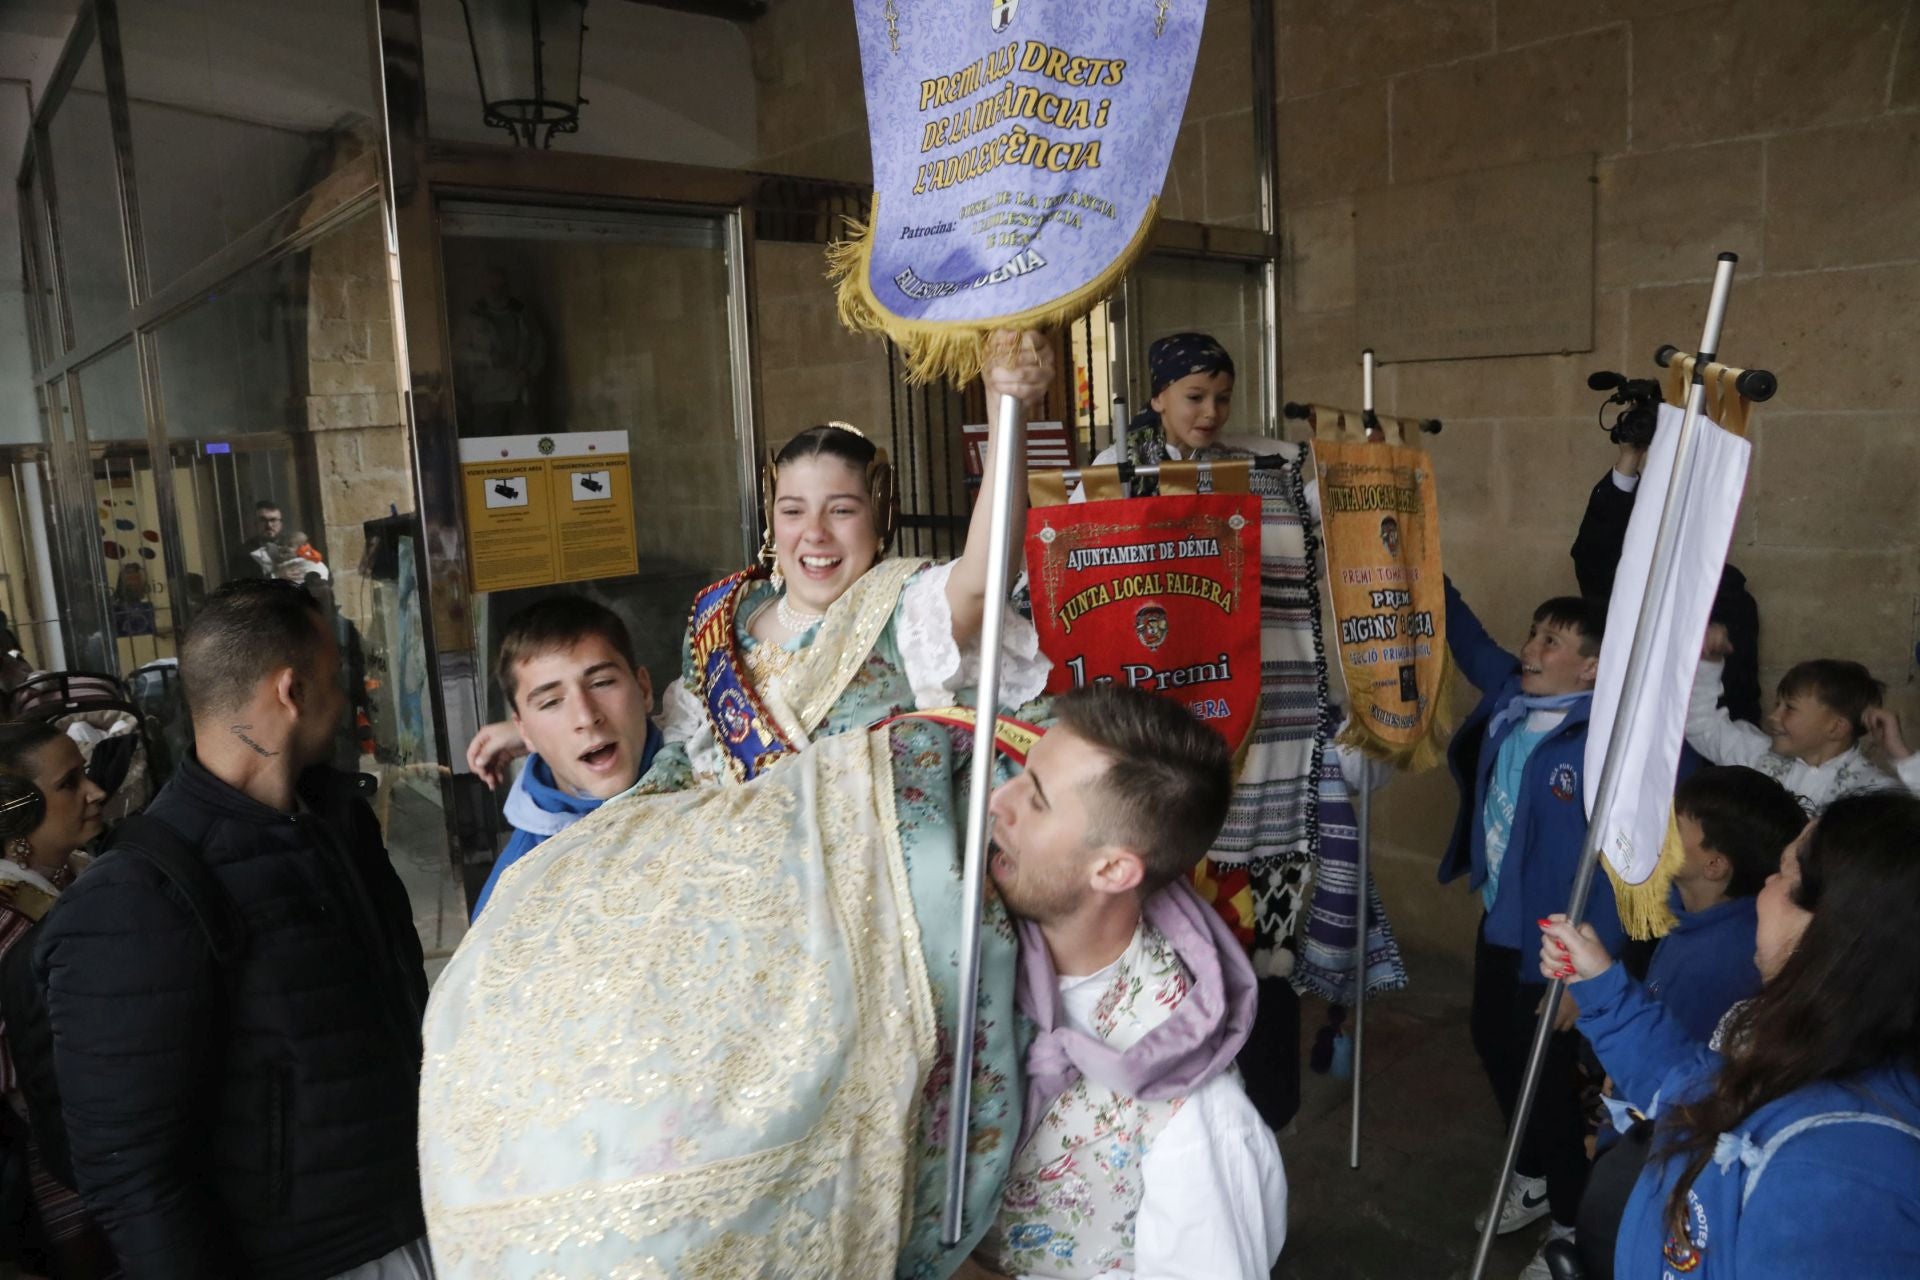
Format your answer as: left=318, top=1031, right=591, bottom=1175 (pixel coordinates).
left=457, top=432, right=638, bottom=593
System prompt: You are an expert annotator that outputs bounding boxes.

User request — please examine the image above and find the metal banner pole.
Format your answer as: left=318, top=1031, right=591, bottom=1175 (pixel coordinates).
left=1467, top=253, right=1741, bottom=1280
left=1349, top=346, right=1378, bottom=1168
left=941, top=390, right=1027, bottom=1245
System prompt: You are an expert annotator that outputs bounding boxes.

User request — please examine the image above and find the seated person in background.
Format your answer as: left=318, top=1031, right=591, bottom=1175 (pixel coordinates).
left=1864, top=706, right=1920, bottom=793
left=1541, top=792, right=1920, bottom=1279
left=1571, top=437, right=1762, bottom=725
left=1687, top=623, right=1896, bottom=814
left=466, top=595, right=659, bottom=917
left=960, top=685, right=1285, bottom=1280
left=1647, top=766, right=1805, bottom=1043
left=1443, top=580, right=1623, bottom=1271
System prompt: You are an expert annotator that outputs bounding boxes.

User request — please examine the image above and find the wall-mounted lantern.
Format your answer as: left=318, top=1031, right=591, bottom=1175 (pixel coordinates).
left=458, top=0, right=589, bottom=148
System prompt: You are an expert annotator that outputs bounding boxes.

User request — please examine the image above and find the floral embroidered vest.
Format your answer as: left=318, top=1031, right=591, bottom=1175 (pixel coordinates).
left=978, top=924, right=1193, bottom=1279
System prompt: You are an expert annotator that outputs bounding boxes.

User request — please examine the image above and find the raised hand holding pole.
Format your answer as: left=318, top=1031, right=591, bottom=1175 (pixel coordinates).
left=941, top=339, right=1033, bottom=1247
left=1466, top=253, right=1743, bottom=1280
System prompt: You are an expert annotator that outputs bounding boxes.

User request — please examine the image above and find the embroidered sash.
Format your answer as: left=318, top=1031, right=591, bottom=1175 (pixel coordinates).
left=873, top=706, right=1045, bottom=765
left=688, top=567, right=794, bottom=782
left=690, top=557, right=932, bottom=783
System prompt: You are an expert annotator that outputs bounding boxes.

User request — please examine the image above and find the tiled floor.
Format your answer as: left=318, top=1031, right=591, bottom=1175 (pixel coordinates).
left=1271, top=949, right=1548, bottom=1280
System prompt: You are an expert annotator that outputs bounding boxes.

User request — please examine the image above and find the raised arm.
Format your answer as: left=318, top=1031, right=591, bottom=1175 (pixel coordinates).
left=1569, top=450, right=1643, bottom=604
left=1444, top=575, right=1520, bottom=696
left=947, top=330, right=1053, bottom=646
left=1685, top=625, right=1772, bottom=767
left=1542, top=918, right=1715, bottom=1113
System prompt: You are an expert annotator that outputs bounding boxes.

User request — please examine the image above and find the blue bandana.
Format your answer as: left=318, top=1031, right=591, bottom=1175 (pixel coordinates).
left=1148, top=331, right=1235, bottom=395
left=1123, top=333, right=1238, bottom=490
left=1486, top=689, right=1591, bottom=741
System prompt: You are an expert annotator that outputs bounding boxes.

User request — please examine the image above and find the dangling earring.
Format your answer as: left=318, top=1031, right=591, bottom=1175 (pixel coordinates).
left=7, top=837, right=32, bottom=870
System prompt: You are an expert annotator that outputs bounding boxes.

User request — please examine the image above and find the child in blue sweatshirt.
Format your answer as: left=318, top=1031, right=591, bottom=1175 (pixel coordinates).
left=1444, top=579, right=1624, bottom=1268
left=1644, top=766, right=1806, bottom=1042
left=1541, top=790, right=1920, bottom=1279
left=469, top=596, right=662, bottom=917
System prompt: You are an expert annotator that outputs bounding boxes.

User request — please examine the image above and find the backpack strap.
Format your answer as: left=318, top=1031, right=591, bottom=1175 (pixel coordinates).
left=1719, top=1110, right=1920, bottom=1209
left=107, top=813, right=241, bottom=964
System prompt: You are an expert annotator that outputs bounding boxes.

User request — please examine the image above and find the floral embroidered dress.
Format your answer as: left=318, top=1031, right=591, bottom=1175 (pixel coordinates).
left=420, top=556, right=1049, bottom=1280
left=978, top=925, right=1191, bottom=1279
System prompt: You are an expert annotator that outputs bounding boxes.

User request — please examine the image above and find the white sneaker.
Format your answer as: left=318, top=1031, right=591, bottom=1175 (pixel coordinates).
left=1472, top=1172, right=1551, bottom=1235
left=1519, top=1223, right=1576, bottom=1280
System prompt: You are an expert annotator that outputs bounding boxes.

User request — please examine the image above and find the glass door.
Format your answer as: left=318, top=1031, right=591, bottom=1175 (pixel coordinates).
left=1126, top=253, right=1275, bottom=439
left=435, top=200, right=756, bottom=724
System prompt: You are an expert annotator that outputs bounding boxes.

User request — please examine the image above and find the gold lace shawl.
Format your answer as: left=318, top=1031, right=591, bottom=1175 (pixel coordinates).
left=419, top=726, right=937, bottom=1277
left=750, top=555, right=929, bottom=749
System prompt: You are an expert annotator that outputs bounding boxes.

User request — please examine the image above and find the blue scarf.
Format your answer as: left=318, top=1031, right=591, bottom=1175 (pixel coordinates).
left=1486, top=689, right=1590, bottom=741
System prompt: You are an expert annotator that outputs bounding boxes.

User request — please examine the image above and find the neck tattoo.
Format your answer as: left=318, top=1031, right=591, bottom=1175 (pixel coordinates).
left=775, top=592, right=824, bottom=634
left=230, top=724, right=281, bottom=758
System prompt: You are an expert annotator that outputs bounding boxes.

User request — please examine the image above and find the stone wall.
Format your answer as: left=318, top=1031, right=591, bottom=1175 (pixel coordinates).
left=306, top=209, right=415, bottom=632
left=1274, top=0, right=1920, bottom=958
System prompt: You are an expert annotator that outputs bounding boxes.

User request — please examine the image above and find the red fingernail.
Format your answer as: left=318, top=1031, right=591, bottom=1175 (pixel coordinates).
left=1537, top=918, right=1553, bottom=927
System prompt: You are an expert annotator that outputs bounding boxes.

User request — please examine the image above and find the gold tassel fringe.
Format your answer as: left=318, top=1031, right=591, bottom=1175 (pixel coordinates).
left=1335, top=647, right=1461, bottom=773
left=826, top=194, right=1163, bottom=385
left=1604, top=808, right=1684, bottom=941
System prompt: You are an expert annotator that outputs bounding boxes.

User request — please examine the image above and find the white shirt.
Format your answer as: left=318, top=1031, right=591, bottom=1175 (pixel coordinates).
left=1017, top=959, right=1288, bottom=1280
left=1899, top=753, right=1920, bottom=793
left=1685, top=659, right=1897, bottom=811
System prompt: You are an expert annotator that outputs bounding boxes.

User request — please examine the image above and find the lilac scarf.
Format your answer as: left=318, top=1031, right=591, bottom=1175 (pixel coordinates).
left=1015, top=879, right=1259, bottom=1150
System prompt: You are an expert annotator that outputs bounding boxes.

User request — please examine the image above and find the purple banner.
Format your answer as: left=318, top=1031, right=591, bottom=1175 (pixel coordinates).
left=844, top=0, right=1207, bottom=332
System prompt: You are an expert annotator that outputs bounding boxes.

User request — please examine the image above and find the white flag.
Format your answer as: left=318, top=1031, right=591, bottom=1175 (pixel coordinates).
left=1584, top=403, right=1751, bottom=885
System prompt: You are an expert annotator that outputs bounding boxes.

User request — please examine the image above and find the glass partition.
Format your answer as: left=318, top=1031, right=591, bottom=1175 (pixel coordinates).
left=73, top=343, right=171, bottom=670
left=151, top=206, right=467, bottom=968
left=18, top=163, right=56, bottom=371
left=118, top=0, right=379, bottom=289
left=46, top=378, right=114, bottom=672
left=73, top=339, right=147, bottom=442
left=45, top=43, right=130, bottom=350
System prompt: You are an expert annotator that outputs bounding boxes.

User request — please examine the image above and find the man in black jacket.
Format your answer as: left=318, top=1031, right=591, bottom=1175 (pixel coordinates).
left=36, top=580, right=433, bottom=1279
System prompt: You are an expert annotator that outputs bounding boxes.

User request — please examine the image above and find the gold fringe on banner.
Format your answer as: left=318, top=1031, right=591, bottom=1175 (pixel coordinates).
left=826, top=196, right=1163, bottom=385
left=1605, top=808, right=1685, bottom=940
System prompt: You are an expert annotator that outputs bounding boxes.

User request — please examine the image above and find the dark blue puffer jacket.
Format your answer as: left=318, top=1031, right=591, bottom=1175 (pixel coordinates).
left=36, top=754, right=428, bottom=1280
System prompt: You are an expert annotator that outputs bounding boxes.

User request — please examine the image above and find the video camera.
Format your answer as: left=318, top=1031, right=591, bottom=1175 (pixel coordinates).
left=1587, top=371, right=1663, bottom=449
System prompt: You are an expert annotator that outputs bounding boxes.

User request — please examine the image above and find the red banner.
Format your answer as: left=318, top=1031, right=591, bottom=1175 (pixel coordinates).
left=1024, top=491, right=1263, bottom=751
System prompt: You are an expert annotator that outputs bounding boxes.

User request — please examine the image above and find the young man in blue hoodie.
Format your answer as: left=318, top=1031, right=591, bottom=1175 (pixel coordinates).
left=469, top=595, right=662, bottom=917
left=1644, top=765, right=1804, bottom=1042
left=1443, top=579, right=1622, bottom=1276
